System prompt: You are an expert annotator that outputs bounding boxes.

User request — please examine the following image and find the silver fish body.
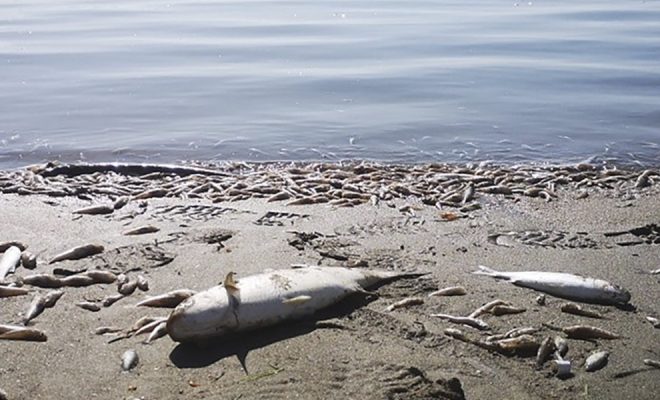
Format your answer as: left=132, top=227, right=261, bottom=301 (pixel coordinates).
left=0, top=246, right=21, bottom=279
left=473, top=265, right=630, bottom=305
left=585, top=351, right=609, bottom=372
left=167, top=266, right=423, bottom=342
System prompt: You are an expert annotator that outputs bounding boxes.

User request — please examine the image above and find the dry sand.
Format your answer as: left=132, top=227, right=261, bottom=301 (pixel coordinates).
left=0, top=163, right=659, bottom=400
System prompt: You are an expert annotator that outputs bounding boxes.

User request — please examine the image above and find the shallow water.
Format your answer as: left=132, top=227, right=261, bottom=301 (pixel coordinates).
left=1, top=0, right=659, bottom=168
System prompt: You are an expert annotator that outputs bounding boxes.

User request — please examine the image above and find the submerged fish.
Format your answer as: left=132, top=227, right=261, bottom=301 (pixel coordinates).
left=473, top=265, right=630, bottom=305
left=167, top=266, right=424, bottom=342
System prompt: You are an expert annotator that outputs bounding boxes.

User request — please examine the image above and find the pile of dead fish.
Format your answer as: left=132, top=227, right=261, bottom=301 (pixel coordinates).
left=0, top=239, right=181, bottom=343
left=413, top=265, right=659, bottom=380
left=0, top=162, right=656, bottom=212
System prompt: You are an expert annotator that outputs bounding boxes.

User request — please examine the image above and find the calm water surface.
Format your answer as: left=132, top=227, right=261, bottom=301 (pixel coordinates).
left=1, top=0, right=659, bottom=168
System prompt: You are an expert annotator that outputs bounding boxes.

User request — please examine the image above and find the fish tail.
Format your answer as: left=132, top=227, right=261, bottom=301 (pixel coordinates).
left=472, top=265, right=500, bottom=277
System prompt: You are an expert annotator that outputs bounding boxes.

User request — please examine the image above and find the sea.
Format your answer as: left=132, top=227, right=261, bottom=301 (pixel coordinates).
left=1, top=0, right=659, bottom=169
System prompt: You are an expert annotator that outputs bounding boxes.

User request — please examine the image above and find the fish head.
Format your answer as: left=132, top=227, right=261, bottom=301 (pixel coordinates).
left=605, top=283, right=631, bottom=304
left=166, top=288, right=237, bottom=342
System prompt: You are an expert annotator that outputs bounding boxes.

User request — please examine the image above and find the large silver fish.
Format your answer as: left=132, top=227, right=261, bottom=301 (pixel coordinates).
left=473, top=265, right=630, bottom=305
left=167, top=266, right=422, bottom=342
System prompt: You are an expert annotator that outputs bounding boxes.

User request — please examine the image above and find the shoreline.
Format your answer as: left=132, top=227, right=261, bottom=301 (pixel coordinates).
left=0, top=161, right=658, bottom=399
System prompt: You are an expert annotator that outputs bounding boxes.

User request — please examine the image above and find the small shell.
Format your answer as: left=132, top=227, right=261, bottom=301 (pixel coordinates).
left=136, top=275, right=149, bottom=291
left=121, top=349, right=139, bottom=371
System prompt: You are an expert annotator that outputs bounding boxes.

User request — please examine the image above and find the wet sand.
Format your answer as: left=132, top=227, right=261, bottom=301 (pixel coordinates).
left=0, top=162, right=659, bottom=400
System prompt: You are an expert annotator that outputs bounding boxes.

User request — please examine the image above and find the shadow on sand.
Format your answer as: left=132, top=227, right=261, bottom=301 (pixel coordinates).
left=168, top=293, right=374, bottom=372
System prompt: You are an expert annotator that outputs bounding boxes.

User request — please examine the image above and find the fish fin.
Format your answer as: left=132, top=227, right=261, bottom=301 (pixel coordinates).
left=473, top=265, right=502, bottom=277
left=282, top=295, right=312, bottom=305
left=223, top=272, right=239, bottom=291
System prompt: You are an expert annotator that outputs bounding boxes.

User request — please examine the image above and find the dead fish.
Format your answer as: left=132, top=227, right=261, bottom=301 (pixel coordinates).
left=428, top=286, right=467, bottom=297
left=102, top=294, right=125, bottom=307
left=122, top=225, right=160, bottom=236
left=287, top=197, right=316, bottom=206
left=585, top=350, right=609, bottom=372
left=431, top=313, right=490, bottom=330
left=73, top=205, right=114, bottom=215
left=121, top=349, right=139, bottom=371
left=49, top=244, right=104, bottom=264
left=134, top=188, right=168, bottom=199
left=0, top=285, right=29, bottom=298
left=536, top=337, right=556, bottom=369
left=473, top=265, right=630, bottom=305
left=0, top=324, right=47, bottom=342
left=494, top=335, right=540, bottom=355
left=94, top=326, right=123, bottom=335
left=385, top=297, right=424, bottom=312
left=129, top=316, right=162, bottom=333
left=560, top=302, right=603, bottom=319
left=444, top=327, right=467, bottom=340
left=0, top=246, right=21, bottom=279
left=554, top=336, right=569, bottom=358
left=59, top=275, right=95, bottom=287
left=22, top=274, right=63, bottom=288
left=135, top=289, right=196, bottom=308
left=113, top=196, right=130, bottom=210
left=118, top=279, right=138, bottom=296
left=20, top=251, right=37, bottom=269
left=134, top=317, right=168, bottom=336
left=83, top=270, right=117, bottom=284
left=76, top=301, right=101, bottom=312
left=489, top=305, right=526, bottom=316
left=649, top=268, right=660, bottom=275
left=144, top=322, right=168, bottom=344
left=646, top=316, right=660, bottom=329
left=23, top=290, right=64, bottom=325
left=644, top=359, right=660, bottom=369
left=53, top=267, right=87, bottom=276
left=136, top=275, right=149, bottom=291
left=487, top=327, right=539, bottom=342
left=562, top=325, right=620, bottom=340
left=267, top=191, right=291, bottom=202
left=469, top=299, right=509, bottom=318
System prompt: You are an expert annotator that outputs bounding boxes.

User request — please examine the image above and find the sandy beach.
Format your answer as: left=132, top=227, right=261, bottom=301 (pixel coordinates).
left=0, top=161, right=659, bottom=400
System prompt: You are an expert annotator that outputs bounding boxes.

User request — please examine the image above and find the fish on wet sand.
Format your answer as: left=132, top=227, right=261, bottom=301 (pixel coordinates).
left=562, top=325, right=620, bottom=340
left=536, top=337, right=556, bottom=369
left=20, top=251, right=37, bottom=269
left=431, top=313, right=490, bottom=330
left=49, top=244, right=104, bottom=264
left=0, top=324, right=48, bottom=342
left=0, top=246, right=21, bottom=279
left=167, top=266, right=424, bottom=342
left=123, top=225, right=160, bottom=236
left=22, top=274, right=63, bottom=288
left=135, top=289, right=197, bottom=308
left=76, top=301, right=101, bottom=312
left=473, top=265, right=630, bottom=305
left=385, top=297, right=424, bottom=312
left=23, top=290, right=64, bottom=325
left=0, top=285, right=29, bottom=298
left=73, top=205, right=114, bottom=215
left=428, top=286, right=467, bottom=297
left=585, top=350, right=609, bottom=372
left=560, top=302, right=604, bottom=319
